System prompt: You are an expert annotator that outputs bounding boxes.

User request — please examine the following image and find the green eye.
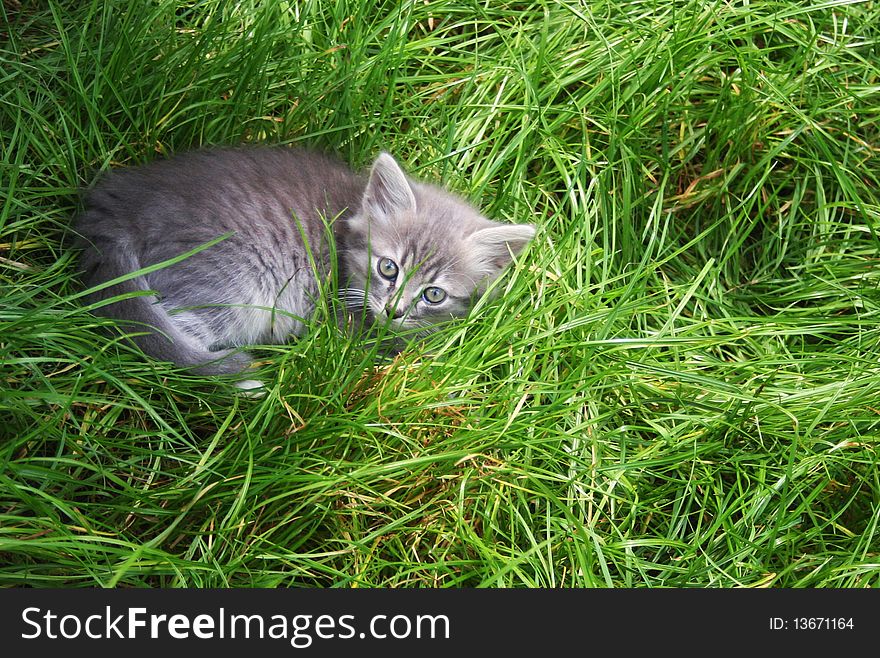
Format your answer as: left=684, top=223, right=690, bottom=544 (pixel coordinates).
left=377, top=258, right=398, bottom=280
left=422, top=287, right=447, bottom=304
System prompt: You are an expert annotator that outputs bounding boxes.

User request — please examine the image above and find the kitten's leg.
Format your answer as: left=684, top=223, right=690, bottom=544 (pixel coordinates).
left=78, top=244, right=255, bottom=377
left=165, top=309, right=257, bottom=378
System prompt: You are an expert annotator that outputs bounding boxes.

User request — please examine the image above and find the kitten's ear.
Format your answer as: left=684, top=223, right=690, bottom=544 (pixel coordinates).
left=467, top=223, right=536, bottom=278
left=362, top=152, right=417, bottom=221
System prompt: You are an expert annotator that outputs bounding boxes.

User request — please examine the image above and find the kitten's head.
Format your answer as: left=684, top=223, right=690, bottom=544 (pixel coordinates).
left=342, top=153, right=535, bottom=331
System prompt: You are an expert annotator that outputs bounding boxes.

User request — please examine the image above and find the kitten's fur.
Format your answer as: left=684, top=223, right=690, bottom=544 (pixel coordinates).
left=75, top=147, right=535, bottom=377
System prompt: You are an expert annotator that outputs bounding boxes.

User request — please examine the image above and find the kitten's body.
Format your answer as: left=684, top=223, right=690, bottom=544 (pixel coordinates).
left=75, top=146, right=534, bottom=377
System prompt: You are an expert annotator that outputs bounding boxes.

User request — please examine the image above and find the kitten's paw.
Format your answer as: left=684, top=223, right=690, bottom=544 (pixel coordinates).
left=235, top=379, right=266, bottom=397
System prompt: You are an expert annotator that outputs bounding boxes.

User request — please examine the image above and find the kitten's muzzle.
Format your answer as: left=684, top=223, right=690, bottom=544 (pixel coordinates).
left=384, top=303, right=405, bottom=320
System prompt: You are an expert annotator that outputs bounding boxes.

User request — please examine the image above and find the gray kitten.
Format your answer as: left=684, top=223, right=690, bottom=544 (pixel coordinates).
left=75, top=147, right=535, bottom=381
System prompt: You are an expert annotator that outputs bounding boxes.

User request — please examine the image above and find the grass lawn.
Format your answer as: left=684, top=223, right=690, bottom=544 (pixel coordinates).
left=1, top=0, right=879, bottom=587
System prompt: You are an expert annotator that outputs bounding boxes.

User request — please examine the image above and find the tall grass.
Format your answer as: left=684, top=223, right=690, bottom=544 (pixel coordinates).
left=1, top=0, right=878, bottom=587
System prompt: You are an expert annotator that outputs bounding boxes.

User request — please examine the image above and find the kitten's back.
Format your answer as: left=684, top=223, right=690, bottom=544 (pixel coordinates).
left=75, top=146, right=365, bottom=375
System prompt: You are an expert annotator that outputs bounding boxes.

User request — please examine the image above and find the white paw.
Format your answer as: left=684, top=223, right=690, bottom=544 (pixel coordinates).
left=235, top=379, right=266, bottom=397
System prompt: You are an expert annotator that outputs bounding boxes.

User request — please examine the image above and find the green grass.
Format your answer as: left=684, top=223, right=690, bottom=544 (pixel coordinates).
left=2, top=0, right=879, bottom=587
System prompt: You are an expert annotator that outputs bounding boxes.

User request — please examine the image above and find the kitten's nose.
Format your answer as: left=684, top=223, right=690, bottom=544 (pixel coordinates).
left=384, top=303, right=404, bottom=319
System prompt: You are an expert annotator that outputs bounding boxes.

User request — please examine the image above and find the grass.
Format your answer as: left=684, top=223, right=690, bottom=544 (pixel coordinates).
left=1, top=0, right=879, bottom=588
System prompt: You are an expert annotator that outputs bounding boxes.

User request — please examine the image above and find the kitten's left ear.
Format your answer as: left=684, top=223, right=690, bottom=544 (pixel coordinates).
left=362, top=152, right=417, bottom=222
left=467, top=223, right=536, bottom=278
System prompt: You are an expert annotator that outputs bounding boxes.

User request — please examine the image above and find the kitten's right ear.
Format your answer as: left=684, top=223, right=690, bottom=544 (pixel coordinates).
left=467, top=222, right=536, bottom=280
left=362, top=152, right=417, bottom=222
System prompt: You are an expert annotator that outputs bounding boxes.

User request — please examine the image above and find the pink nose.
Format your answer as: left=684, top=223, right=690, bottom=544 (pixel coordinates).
left=384, top=303, right=404, bottom=319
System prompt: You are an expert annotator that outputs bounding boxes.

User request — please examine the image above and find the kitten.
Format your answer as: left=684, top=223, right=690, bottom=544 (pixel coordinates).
left=75, top=146, right=535, bottom=380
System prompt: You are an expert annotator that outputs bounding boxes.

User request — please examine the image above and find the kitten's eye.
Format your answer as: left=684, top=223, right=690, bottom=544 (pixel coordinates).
left=422, top=287, right=447, bottom=304
left=377, top=257, right=398, bottom=280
